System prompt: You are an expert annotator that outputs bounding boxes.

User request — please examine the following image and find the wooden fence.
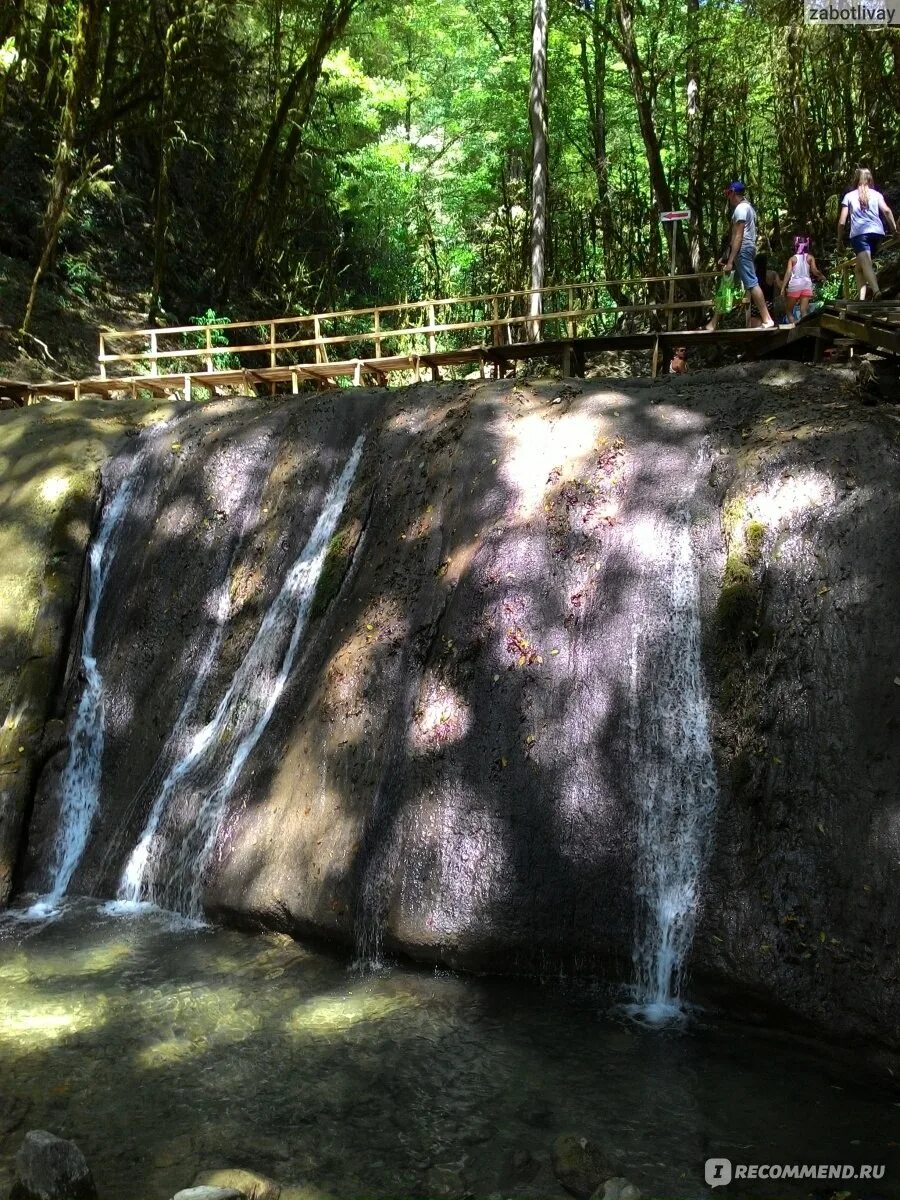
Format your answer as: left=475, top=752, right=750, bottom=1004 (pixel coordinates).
left=97, top=275, right=722, bottom=381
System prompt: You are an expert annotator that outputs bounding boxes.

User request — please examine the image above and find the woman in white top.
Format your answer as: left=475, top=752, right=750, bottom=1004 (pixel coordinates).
left=838, top=168, right=897, bottom=300
left=781, top=236, right=825, bottom=322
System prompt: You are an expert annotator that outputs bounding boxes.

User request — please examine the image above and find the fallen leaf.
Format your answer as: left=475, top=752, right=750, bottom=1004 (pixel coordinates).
left=550, top=649, right=560, bottom=656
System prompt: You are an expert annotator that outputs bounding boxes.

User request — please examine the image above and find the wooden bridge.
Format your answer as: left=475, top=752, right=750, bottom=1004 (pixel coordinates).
left=2, top=273, right=898, bottom=406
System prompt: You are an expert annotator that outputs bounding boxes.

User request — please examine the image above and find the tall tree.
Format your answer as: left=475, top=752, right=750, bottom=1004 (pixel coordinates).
left=21, top=0, right=105, bottom=334
left=528, top=0, right=548, bottom=341
left=219, top=0, right=359, bottom=303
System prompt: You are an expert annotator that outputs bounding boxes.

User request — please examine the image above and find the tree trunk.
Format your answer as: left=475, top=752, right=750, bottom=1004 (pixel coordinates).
left=150, top=3, right=193, bottom=321
left=21, top=0, right=105, bottom=334
left=685, top=0, right=702, bottom=275
left=219, top=0, right=357, bottom=303
left=614, top=0, right=673, bottom=217
left=578, top=0, right=630, bottom=305
left=528, top=0, right=548, bottom=342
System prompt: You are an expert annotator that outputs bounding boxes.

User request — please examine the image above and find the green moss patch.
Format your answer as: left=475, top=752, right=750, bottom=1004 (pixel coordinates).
left=311, top=519, right=363, bottom=621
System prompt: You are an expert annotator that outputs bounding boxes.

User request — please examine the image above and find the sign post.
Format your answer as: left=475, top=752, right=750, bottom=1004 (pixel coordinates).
left=660, top=210, right=691, bottom=331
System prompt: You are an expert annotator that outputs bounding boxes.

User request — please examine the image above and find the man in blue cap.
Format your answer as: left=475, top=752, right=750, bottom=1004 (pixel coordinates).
left=706, top=181, right=775, bottom=330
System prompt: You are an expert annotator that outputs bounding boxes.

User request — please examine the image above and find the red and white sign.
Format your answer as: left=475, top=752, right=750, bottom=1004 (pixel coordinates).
left=660, top=209, right=691, bottom=222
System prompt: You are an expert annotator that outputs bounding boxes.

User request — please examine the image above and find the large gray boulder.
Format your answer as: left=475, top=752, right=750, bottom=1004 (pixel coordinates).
left=10, top=1130, right=98, bottom=1200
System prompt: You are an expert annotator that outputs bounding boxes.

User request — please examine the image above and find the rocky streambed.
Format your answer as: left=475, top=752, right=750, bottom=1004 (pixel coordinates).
left=1, top=902, right=898, bottom=1200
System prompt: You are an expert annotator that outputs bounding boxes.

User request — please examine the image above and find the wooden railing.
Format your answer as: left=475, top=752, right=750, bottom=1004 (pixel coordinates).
left=97, top=274, right=721, bottom=380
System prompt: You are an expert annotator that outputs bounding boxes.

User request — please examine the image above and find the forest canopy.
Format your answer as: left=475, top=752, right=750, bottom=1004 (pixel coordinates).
left=0, top=0, right=897, bottom=332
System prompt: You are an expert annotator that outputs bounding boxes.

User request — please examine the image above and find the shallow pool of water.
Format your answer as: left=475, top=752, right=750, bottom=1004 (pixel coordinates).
left=1, top=901, right=897, bottom=1200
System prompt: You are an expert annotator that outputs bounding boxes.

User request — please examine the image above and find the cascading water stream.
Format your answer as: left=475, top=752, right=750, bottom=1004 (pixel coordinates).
left=627, top=512, right=718, bottom=1023
left=114, top=575, right=233, bottom=909
left=23, top=472, right=137, bottom=918
left=118, top=436, right=365, bottom=919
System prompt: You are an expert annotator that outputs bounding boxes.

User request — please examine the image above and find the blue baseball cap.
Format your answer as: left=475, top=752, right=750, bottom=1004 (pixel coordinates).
left=725, top=180, right=746, bottom=193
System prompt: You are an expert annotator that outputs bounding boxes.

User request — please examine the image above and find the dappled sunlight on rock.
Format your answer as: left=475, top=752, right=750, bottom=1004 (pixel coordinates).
left=38, top=474, right=73, bottom=504
left=408, top=672, right=471, bottom=755
left=503, top=407, right=600, bottom=520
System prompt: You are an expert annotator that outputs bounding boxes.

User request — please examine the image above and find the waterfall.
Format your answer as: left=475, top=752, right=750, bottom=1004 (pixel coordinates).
left=627, top=512, right=718, bottom=1023
left=114, top=575, right=233, bottom=908
left=119, top=436, right=364, bottom=918
left=24, top=472, right=137, bottom=918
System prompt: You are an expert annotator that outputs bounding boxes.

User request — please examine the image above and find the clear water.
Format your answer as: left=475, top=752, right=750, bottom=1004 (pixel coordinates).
left=1, top=902, right=897, bottom=1200
left=628, top=515, right=718, bottom=1023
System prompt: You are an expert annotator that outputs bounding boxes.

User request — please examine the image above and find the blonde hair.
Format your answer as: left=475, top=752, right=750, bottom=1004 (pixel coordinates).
left=854, top=167, right=874, bottom=213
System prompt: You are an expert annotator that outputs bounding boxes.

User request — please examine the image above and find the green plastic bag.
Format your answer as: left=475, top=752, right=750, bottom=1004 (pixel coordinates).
left=714, top=271, right=737, bottom=315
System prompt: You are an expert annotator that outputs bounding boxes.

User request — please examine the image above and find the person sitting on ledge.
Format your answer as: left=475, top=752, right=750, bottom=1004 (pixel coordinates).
left=706, top=181, right=775, bottom=331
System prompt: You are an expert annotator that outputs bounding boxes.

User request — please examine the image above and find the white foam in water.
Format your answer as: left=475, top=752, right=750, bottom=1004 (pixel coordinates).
left=23, top=472, right=137, bottom=918
left=627, top=513, right=718, bottom=1024
left=120, top=436, right=365, bottom=919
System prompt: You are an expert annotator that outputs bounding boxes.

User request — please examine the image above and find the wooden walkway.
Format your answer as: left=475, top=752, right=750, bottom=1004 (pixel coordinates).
left=1, top=279, right=897, bottom=407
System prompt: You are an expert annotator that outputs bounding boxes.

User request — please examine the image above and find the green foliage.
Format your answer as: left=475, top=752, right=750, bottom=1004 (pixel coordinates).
left=182, top=309, right=239, bottom=371
left=59, top=254, right=101, bottom=301
left=2, top=0, right=897, bottom=335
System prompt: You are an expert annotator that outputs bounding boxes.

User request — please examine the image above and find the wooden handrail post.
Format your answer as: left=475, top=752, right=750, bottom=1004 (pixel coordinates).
left=427, top=303, right=437, bottom=355
left=99, top=335, right=107, bottom=379
left=205, top=327, right=214, bottom=373
left=666, top=229, right=677, bottom=332
left=373, top=308, right=382, bottom=358
left=314, top=317, right=325, bottom=364
left=150, top=331, right=159, bottom=376
left=492, top=297, right=502, bottom=347
left=269, top=321, right=276, bottom=368
left=567, top=287, right=576, bottom=339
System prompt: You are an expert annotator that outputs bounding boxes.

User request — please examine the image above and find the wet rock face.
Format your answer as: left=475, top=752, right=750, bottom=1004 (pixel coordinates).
left=10, top=1129, right=98, bottom=1200
left=0, top=395, right=174, bottom=904
left=696, top=371, right=900, bottom=1048
left=16, top=364, right=900, bottom=1047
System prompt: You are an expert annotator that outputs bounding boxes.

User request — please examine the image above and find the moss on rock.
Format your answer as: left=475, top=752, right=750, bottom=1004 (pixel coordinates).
left=310, top=518, right=363, bottom=621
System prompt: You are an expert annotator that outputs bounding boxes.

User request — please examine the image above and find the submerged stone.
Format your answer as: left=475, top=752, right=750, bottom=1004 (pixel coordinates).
left=193, top=1170, right=281, bottom=1200
left=172, top=1188, right=246, bottom=1200
left=592, top=1178, right=642, bottom=1200
left=551, top=1133, right=613, bottom=1199
left=10, top=1130, right=98, bottom=1200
